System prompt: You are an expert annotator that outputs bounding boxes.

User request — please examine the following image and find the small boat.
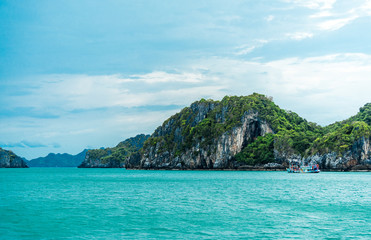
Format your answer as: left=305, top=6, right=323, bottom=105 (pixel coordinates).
left=287, top=163, right=320, bottom=173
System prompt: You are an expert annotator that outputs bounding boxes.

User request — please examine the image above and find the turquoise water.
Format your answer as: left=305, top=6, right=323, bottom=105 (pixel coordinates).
left=1, top=169, right=370, bottom=239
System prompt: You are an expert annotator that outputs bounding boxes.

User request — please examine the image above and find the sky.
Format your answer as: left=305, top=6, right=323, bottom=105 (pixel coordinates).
left=1, top=0, right=371, bottom=159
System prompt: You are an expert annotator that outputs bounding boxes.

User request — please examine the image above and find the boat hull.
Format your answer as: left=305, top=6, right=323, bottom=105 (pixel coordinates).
left=287, top=165, right=320, bottom=173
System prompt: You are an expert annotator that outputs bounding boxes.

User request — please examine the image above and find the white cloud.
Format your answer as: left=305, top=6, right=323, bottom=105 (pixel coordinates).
left=7, top=71, right=218, bottom=113
left=188, top=53, right=371, bottom=125
left=260, top=53, right=371, bottom=122
left=3, top=53, right=371, bottom=159
left=285, top=0, right=337, bottom=10
left=355, top=0, right=371, bottom=17
left=235, top=40, right=269, bottom=55
left=122, top=71, right=205, bottom=84
left=286, top=32, right=314, bottom=40
left=265, top=15, right=275, bottom=21
left=7, top=53, right=371, bottom=127
left=286, top=0, right=371, bottom=34
left=310, top=1, right=371, bottom=32
left=236, top=46, right=256, bottom=55
left=310, top=10, right=333, bottom=18
left=318, top=15, right=358, bottom=30
left=363, top=0, right=371, bottom=14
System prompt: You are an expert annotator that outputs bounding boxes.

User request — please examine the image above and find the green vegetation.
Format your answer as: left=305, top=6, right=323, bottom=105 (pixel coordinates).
left=324, top=103, right=371, bottom=134
left=349, top=103, right=371, bottom=126
left=142, top=93, right=322, bottom=164
left=86, top=134, right=149, bottom=165
left=142, top=94, right=371, bottom=165
left=235, top=134, right=274, bottom=165
left=311, top=121, right=371, bottom=155
left=309, top=103, right=371, bottom=155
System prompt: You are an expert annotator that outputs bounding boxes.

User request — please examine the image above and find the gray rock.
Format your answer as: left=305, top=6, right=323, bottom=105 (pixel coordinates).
left=0, top=148, right=28, bottom=168
left=276, top=137, right=371, bottom=171
left=128, top=109, right=274, bottom=170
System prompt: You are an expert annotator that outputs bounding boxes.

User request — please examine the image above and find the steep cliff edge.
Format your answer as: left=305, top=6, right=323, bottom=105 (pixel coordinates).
left=126, top=94, right=318, bottom=169
left=78, top=134, right=149, bottom=168
left=305, top=136, right=371, bottom=171
left=304, top=114, right=371, bottom=170
left=127, top=111, right=274, bottom=169
left=126, top=94, right=371, bottom=171
left=0, top=148, right=28, bottom=168
left=274, top=136, right=371, bottom=171
left=277, top=104, right=371, bottom=171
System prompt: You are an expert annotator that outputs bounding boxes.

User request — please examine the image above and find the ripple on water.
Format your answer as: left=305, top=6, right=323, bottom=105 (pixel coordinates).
left=0, top=169, right=370, bottom=239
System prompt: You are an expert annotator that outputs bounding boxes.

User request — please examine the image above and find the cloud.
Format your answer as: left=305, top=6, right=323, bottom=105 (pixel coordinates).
left=21, top=141, right=48, bottom=148
left=236, top=46, right=256, bottom=55
left=318, top=15, right=358, bottom=31
left=261, top=53, right=371, bottom=122
left=311, top=1, right=371, bottom=32
left=2, top=53, right=371, bottom=159
left=121, top=71, right=204, bottom=84
left=52, top=143, right=61, bottom=148
left=0, top=140, right=47, bottom=148
left=187, top=53, right=371, bottom=125
left=5, top=71, right=217, bottom=115
left=235, top=40, right=269, bottom=55
left=285, top=0, right=337, bottom=10
left=362, top=0, right=371, bottom=15
left=286, top=32, right=314, bottom=40
left=0, top=142, right=26, bottom=148
left=285, top=0, right=371, bottom=34
left=265, top=15, right=275, bottom=22
left=6, top=53, right=371, bottom=126
left=310, top=10, right=334, bottom=18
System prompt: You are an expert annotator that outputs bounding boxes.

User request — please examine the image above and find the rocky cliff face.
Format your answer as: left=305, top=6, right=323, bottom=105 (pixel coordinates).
left=126, top=99, right=274, bottom=169
left=274, top=137, right=371, bottom=171
left=78, top=134, right=150, bottom=168
left=126, top=95, right=371, bottom=171
left=0, top=148, right=28, bottom=168
left=79, top=149, right=121, bottom=168
left=306, top=137, right=371, bottom=171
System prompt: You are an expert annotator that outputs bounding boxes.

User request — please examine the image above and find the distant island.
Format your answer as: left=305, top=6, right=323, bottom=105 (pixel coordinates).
left=2, top=93, right=371, bottom=170
left=27, top=150, right=88, bottom=167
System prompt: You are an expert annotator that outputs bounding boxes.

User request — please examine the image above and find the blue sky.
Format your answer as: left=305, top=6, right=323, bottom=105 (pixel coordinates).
left=1, top=0, right=371, bottom=159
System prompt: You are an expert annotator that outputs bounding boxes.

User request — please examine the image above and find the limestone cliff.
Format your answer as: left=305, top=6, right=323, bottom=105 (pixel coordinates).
left=0, top=148, right=28, bottom=168
left=127, top=111, right=274, bottom=169
left=126, top=94, right=371, bottom=171
left=126, top=94, right=282, bottom=169
left=277, top=136, right=371, bottom=171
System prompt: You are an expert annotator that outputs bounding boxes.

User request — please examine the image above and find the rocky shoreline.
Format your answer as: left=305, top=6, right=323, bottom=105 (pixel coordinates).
left=125, top=96, right=371, bottom=171
left=125, top=163, right=371, bottom=172
left=125, top=168, right=371, bottom=172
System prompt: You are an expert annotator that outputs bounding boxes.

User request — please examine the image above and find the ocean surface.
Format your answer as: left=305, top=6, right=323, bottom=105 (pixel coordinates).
left=0, top=168, right=370, bottom=239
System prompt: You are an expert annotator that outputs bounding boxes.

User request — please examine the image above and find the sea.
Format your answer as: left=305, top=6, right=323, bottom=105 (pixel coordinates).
left=0, top=168, right=370, bottom=239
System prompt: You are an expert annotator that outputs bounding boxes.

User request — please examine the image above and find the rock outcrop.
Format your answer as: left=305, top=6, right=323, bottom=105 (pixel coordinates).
left=0, top=148, right=28, bottom=168
left=126, top=94, right=371, bottom=171
left=274, top=139, right=371, bottom=171
left=126, top=95, right=280, bottom=170
left=305, top=137, right=371, bottom=171
left=127, top=111, right=274, bottom=169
